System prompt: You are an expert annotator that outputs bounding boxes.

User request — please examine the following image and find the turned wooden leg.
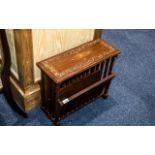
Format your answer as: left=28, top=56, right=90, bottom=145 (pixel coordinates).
left=102, top=81, right=111, bottom=99
left=102, top=93, right=109, bottom=99
left=53, top=119, right=61, bottom=126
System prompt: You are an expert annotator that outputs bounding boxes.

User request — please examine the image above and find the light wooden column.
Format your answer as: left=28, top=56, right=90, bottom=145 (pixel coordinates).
left=14, top=30, right=34, bottom=90
left=10, top=30, right=41, bottom=112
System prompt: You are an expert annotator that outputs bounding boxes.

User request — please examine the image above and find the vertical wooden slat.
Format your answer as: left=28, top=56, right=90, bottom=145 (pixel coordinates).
left=54, top=84, right=61, bottom=118
left=103, top=59, right=110, bottom=78
left=104, top=81, right=112, bottom=98
left=41, top=72, right=49, bottom=111
left=101, top=61, right=105, bottom=79
left=108, top=57, right=115, bottom=75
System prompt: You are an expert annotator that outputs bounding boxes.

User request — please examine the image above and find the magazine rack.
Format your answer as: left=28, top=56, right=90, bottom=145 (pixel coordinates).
left=37, top=39, right=120, bottom=125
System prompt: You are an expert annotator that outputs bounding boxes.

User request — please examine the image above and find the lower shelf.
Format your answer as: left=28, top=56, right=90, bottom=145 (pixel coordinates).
left=42, top=92, right=108, bottom=126
left=41, top=73, right=115, bottom=125
left=58, top=73, right=115, bottom=107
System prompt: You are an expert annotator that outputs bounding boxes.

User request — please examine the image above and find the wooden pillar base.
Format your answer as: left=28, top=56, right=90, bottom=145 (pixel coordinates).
left=10, top=76, right=41, bottom=112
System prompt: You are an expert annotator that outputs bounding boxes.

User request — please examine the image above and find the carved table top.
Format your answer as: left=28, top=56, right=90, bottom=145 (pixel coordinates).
left=37, top=39, right=119, bottom=83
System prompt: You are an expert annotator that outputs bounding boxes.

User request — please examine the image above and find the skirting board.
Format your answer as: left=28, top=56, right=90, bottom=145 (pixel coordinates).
left=10, top=75, right=41, bottom=112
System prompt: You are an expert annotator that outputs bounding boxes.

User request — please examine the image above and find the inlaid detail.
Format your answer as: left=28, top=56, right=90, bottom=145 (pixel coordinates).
left=44, top=53, right=103, bottom=78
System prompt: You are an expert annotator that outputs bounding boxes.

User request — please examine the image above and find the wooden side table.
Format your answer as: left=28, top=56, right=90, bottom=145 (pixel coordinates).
left=37, top=39, right=120, bottom=125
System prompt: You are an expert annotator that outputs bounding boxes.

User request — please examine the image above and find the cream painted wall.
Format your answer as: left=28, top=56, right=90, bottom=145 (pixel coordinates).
left=32, top=29, right=95, bottom=82
left=5, top=29, right=19, bottom=79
